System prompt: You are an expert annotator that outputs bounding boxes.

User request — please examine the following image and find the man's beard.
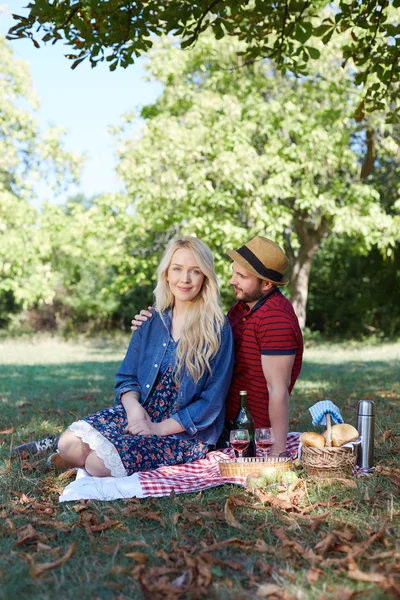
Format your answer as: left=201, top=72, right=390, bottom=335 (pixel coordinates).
left=233, top=286, right=265, bottom=304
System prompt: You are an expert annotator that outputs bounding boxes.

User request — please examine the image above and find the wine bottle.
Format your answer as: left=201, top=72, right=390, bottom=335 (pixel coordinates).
left=232, top=390, right=256, bottom=457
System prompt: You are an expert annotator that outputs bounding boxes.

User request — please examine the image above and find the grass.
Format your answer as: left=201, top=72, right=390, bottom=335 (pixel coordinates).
left=0, top=336, right=399, bottom=600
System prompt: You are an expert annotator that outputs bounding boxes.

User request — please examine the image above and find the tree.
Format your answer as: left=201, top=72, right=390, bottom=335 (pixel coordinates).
left=112, top=34, right=399, bottom=328
left=8, top=1, right=400, bottom=120
left=0, top=35, right=81, bottom=325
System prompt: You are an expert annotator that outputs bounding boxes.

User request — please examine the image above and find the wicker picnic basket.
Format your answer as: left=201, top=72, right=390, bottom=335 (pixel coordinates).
left=301, top=414, right=356, bottom=477
left=218, top=455, right=292, bottom=478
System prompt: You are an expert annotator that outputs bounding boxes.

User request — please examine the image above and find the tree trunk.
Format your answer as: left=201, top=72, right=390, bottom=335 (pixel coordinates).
left=289, top=214, right=331, bottom=330
left=360, top=127, right=376, bottom=181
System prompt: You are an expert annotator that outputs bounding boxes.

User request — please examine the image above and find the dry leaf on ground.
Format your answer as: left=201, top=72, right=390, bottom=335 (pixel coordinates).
left=347, top=560, right=387, bottom=583
left=256, top=583, right=283, bottom=597
left=30, top=542, right=76, bottom=578
left=0, top=460, right=11, bottom=475
left=15, top=524, right=48, bottom=546
left=224, top=498, right=244, bottom=530
left=332, top=528, right=354, bottom=542
left=124, top=552, right=148, bottom=564
left=307, top=567, right=323, bottom=584
left=255, top=489, right=298, bottom=511
left=380, top=429, right=392, bottom=443
left=199, top=538, right=246, bottom=553
left=335, top=478, right=358, bottom=489
left=314, top=533, right=336, bottom=555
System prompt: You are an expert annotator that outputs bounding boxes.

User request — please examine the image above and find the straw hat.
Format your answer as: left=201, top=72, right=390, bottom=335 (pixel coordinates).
left=227, top=236, right=289, bottom=285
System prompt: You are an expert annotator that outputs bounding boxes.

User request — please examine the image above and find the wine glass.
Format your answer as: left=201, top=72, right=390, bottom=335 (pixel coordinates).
left=255, top=428, right=275, bottom=456
left=229, top=429, right=250, bottom=459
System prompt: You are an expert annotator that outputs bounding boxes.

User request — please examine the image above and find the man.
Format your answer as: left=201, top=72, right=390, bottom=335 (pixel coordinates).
left=223, top=236, right=303, bottom=456
left=13, top=236, right=303, bottom=463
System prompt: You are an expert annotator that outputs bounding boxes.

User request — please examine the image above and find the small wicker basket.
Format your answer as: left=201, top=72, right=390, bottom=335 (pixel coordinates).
left=301, top=414, right=356, bottom=477
left=218, top=456, right=292, bottom=478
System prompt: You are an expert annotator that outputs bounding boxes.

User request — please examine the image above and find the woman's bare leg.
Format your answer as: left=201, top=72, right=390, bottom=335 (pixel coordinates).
left=57, top=429, right=91, bottom=468
left=84, top=450, right=112, bottom=477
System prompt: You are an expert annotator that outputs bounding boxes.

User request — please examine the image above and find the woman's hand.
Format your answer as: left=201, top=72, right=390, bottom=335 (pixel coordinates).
left=124, top=404, right=151, bottom=434
left=131, top=307, right=153, bottom=331
left=125, top=419, right=160, bottom=436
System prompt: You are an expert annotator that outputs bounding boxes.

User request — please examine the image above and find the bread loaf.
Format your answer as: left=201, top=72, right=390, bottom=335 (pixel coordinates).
left=299, top=432, right=325, bottom=449
left=323, top=423, right=359, bottom=447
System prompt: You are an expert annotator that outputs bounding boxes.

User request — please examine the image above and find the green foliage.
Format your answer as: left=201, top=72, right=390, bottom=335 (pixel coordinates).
left=112, top=34, right=399, bottom=326
left=308, top=240, right=400, bottom=338
left=1, top=34, right=399, bottom=335
left=7, top=1, right=400, bottom=120
left=0, top=36, right=82, bottom=327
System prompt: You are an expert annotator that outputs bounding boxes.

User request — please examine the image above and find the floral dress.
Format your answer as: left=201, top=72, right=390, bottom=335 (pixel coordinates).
left=68, top=339, right=209, bottom=477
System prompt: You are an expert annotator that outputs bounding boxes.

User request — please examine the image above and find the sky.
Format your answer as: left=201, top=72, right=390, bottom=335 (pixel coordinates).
left=1, top=2, right=162, bottom=206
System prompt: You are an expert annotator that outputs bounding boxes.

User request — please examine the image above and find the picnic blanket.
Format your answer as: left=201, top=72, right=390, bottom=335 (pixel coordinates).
left=59, top=433, right=301, bottom=502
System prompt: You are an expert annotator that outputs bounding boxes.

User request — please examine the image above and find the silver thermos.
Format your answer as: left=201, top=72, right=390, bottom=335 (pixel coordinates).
left=356, top=400, right=375, bottom=470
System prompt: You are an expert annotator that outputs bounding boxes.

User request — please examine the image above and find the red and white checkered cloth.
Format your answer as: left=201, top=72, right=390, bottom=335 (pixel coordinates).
left=59, top=432, right=372, bottom=502
left=138, top=432, right=301, bottom=497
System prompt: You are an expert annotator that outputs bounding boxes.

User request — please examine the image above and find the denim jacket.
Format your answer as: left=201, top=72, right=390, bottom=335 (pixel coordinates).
left=114, top=311, right=234, bottom=445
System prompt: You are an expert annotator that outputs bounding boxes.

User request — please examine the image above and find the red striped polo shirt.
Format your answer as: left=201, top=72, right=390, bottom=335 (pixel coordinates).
left=226, top=288, right=303, bottom=428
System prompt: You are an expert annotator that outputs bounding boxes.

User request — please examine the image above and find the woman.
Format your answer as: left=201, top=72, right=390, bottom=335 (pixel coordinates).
left=57, top=236, right=234, bottom=477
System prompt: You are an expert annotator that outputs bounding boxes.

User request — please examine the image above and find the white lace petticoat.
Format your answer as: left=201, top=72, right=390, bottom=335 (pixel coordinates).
left=69, top=420, right=127, bottom=478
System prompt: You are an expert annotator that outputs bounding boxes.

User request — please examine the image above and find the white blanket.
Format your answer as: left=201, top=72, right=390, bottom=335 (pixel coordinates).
left=60, top=468, right=145, bottom=502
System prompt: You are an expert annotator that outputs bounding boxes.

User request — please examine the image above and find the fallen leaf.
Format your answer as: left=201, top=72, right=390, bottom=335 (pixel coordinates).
left=0, top=427, right=15, bottom=435
left=15, top=524, right=48, bottom=546
left=347, top=560, right=387, bottom=583
left=224, top=498, right=244, bottom=530
left=326, top=588, right=355, bottom=600
left=172, top=512, right=181, bottom=526
left=273, top=527, right=305, bottom=554
left=30, top=542, right=76, bottom=578
left=36, top=542, right=54, bottom=552
left=199, top=538, right=246, bottom=553
left=314, top=533, right=336, bottom=555
left=368, top=550, right=400, bottom=561
left=196, top=557, right=213, bottom=587
left=201, top=553, right=243, bottom=571
left=56, top=469, right=77, bottom=481
left=376, top=465, right=400, bottom=486
left=72, top=503, right=90, bottom=513
left=89, top=516, right=122, bottom=533
left=253, top=538, right=275, bottom=553
left=332, top=528, right=354, bottom=542
left=279, top=568, right=296, bottom=582
left=5, top=518, right=16, bottom=531
left=307, top=567, right=323, bottom=584
left=335, top=478, right=357, bottom=489
left=0, top=460, right=11, bottom=475
left=257, top=583, right=282, bottom=597
left=125, top=540, right=150, bottom=549
left=124, top=552, right=148, bottom=564
left=255, top=489, right=297, bottom=511
left=380, top=429, right=392, bottom=443
left=145, top=511, right=166, bottom=527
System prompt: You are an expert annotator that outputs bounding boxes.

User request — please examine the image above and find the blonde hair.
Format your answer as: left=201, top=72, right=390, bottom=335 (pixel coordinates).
left=154, top=236, right=225, bottom=383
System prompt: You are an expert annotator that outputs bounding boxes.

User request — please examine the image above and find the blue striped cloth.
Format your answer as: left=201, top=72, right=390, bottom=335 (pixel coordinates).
left=309, top=400, right=344, bottom=426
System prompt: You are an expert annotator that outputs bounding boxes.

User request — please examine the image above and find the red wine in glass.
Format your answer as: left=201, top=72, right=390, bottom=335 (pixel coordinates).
left=231, top=440, right=250, bottom=453
left=230, top=429, right=250, bottom=459
left=255, top=428, right=275, bottom=456
left=256, top=440, right=273, bottom=450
